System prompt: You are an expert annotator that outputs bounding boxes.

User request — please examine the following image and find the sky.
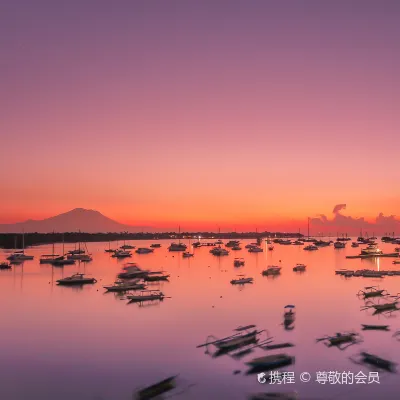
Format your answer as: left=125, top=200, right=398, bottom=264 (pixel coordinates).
left=1, top=0, right=400, bottom=233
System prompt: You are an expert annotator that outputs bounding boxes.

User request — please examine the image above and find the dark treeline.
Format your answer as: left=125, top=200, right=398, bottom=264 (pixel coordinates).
left=0, top=231, right=303, bottom=249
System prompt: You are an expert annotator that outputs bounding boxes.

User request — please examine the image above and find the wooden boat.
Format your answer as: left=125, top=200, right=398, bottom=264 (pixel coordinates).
left=361, top=324, right=389, bottom=331
left=143, top=274, right=170, bottom=282
left=262, top=266, right=281, bottom=276
left=359, top=352, right=396, bottom=372
left=135, top=375, right=177, bottom=400
left=103, top=279, right=146, bottom=292
left=0, top=262, right=11, bottom=270
left=56, top=273, right=97, bottom=285
left=127, top=290, right=165, bottom=302
left=248, top=392, right=298, bottom=400
left=234, top=258, right=245, bottom=267
left=135, top=248, right=154, bottom=254
left=150, top=243, right=161, bottom=248
left=283, top=305, right=295, bottom=326
left=317, top=332, right=361, bottom=348
left=293, top=264, right=306, bottom=272
left=215, top=330, right=259, bottom=351
left=372, top=301, right=398, bottom=312
left=230, top=275, right=253, bottom=285
left=246, top=354, right=294, bottom=370
left=357, top=286, right=388, bottom=298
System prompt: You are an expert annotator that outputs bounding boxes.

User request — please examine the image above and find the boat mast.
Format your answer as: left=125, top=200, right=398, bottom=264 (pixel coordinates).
left=307, top=217, right=310, bottom=239
left=22, top=230, right=25, bottom=254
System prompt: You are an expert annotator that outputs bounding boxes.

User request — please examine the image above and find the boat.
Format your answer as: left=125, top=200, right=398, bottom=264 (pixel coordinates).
left=134, top=375, right=177, bottom=400
left=127, top=290, right=165, bottom=302
left=182, top=251, right=194, bottom=258
left=283, top=305, right=295, bottom=326
left=214, top=329, right=259, bottom=351
left=210, top=246, right=229, bottom=256
left=216, top=239, right=224, bottom=245
left=120, top=243, right=135, bottom=249
left=279, top=239, right=292, bottom=245
left=262, top=266, right=281, bottom=276
left=226, top=240, right=241, bottom=248
left=334, top=241, right=346, bottom=249
left=293, top=264, right=306, bottom=272
left=317, top=332, right=361, bottom=347
left=232, top=245, right=242, bottom=250
left=245, top=243, right=258, bottom=248
left=112, top=250, right=132, bottom=258
left=356, top=352, right=396, bottom=372
left=143, top=274, right=170, bottom=282
left=230, top=276, right=253, bottom=285
left=314, top=240, right=331, bottom=247
left=292, top=240, right=304, bottom=245
left=248, top=392, right=298, bottom=400
left=105, top=241, right=116, bottom=253
left=360, top=244, right=383, bottom=256
left=7, top=233, right=34, bottom=261
left=303, top=245, right=318, bottom=251
left=40, top=254, right=61, bottom=264
left=56, top=273, right=97, bottom=285
left=248, top=246, right=263, bottom=253
left=52, top=257, right=75, bottom=266
left=135, top=248, right=154, bottom=254
left=357, top=286, right=388, bottom=298
left=246, top=354, right=294, bottom=370
left=0, top=262, right=11, bottom=270
left=268, top=246, right=274, bottom=251
left=168, top=242, right=187, bottom=252
left=150, top=244, right=161, bottom=248
left=393, top=260, right=400, bottom=264
left=351, top=242, right=359, bottom=248
left=118, top=264, right=150, bottom=279
left=361, top=324, right=389, bottom=331
left=234, top=258, right=245, bottom=267
left=104, top=279, right=146, bottom=292
left=80, top=254, right=93, bottom=262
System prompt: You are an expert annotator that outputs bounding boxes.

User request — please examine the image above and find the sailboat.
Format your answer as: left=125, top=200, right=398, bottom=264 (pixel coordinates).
left=182, top=239, right=194, bottom=257
left=67, top=232, right=92, bottom=260
left=168, top=226, right=187, bottom=251
left=40, top=238, right=60, bottom=264
left=105, top=241, right=117, bottom=253
left=52, top=234, right=75, bottom=266
left=7, top=232, right=34, bottom=262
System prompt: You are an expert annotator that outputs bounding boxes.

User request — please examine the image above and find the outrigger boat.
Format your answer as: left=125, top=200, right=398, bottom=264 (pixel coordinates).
left=112, top=250, right=132, bottom=258
left=234, top=258, right=245, bottom=267
left=127, top=290, right=165, bottom=302
left=103, top=279, right=146, bottom=292
left=248, top=392, right=299, bottom=400
left=293, top=264, right=306, bottom=272
left=317, top=331, right=363, bottom=349
left=118, top=264, right=150, bottom=279
left=350, top=352, right=396, bottom=372
left=262, top=266, right=281, bottom=276
left=56, top=273, right=97, bottom=285
left=357, top=286, right=388, bottom=299
left=196, top=325, right=271, bottom=358
left=134, top=375, right=177, bottom=400
left=230, top=275, right=253, bottom=285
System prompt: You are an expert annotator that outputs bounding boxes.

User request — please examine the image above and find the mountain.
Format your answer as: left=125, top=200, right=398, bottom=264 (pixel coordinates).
left=0, top=208, right=151, bottom=233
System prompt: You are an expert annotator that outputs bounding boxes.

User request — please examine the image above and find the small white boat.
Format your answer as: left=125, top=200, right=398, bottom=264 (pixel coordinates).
left=262, top=266, right=281, bottom=276
left=127, top=290, right=165, bottom=302
left=103, top=279, right=145, bottom=292
left=118, top=264, right=150, bottom=279
left=210, top=246, right=229, bottom=256
left=57, top=273, right=97, bottom=285
left=112, top=250, right=132, bottom=258
left=303, top=245, right=318, bottom=251
left=226, top=240, right=241, bottom=248
left=120, top=244, right=135, bottom=249
left=230, top=276, right=254, bottom=285
left=182, top=251, right=194, bottom=258
left=248, top=246, right=263, bottom=253
left=293, top=263, right=306, bottom=272
left=234, top=258, right=245, bottom=267
left=135, top=248, right=154, bottom=254
left=334, top=241, right=346, bottom=249
left=168, top=242, right=187, bottom=251
left=7, top=251, right=34, bottom=261
left=361, top=244, right=383, bottom=256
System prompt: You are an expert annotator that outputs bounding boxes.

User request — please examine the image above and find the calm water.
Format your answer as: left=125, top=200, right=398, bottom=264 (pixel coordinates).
left=1, top=239, right=400, bottom=399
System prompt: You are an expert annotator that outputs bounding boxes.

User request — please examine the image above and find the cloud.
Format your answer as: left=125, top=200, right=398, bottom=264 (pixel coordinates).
left=333, top=204, right=347, bottom=214
left=309, top=205, right=400, bottom=234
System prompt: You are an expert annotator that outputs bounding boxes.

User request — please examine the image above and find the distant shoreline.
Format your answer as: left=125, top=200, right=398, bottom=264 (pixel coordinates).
left=0, top=231, right=303, bottom=249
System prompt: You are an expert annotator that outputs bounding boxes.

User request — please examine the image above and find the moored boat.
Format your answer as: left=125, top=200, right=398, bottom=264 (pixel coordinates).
left=127, top=290, right=165, bottom=302
left=56, top=273, right=97, bottom=285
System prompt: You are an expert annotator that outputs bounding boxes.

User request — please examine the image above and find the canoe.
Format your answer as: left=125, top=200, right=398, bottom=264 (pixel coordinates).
left=135, top=376, right=177, bottom=400
left=361, top=324, right=389, bottom=331
left=215, top=331, right=258, bottom=351
left=246, top=354, right=294, bottom=370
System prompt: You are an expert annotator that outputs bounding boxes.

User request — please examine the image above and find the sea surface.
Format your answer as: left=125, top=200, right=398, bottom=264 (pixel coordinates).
left=1, top=239, right=400, bottom=400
